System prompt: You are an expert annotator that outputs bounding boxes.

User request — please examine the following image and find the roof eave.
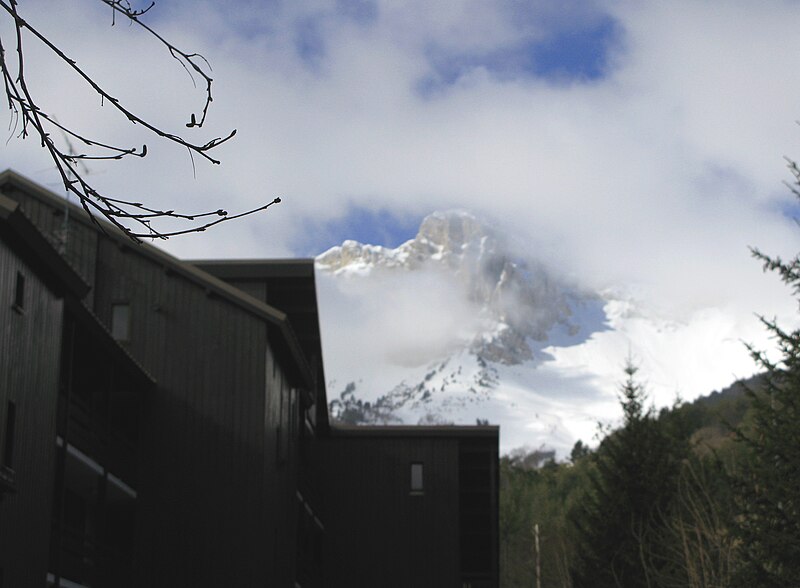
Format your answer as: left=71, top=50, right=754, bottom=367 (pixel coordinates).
left=0, top=170, right=314, bottom=389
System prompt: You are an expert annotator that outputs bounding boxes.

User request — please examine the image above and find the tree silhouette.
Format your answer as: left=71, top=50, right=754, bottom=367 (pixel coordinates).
left=731, top=158, right=800, bottom=586
left=570, top=362, right=689, bottom=588
left=0, top=0, right=280, bottom=241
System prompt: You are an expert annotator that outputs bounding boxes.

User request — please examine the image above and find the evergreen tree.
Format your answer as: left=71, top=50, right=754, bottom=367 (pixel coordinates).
left=732, top=234, right=800, bottom=586
left=570, top=363, right=689, bottom=588
left=570, top=439, right=591, bottom=463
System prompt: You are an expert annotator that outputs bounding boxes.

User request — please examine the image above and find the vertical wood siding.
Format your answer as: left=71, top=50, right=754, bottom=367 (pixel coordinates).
left=459, top=437, right=500, bottom=587
left=320, top=435, right=462, bottom=588
left=0, top=239, right=63, bottom=588
left=4, top=186, right=309, bottom=586
left=89, top=239, right=298, bottom=586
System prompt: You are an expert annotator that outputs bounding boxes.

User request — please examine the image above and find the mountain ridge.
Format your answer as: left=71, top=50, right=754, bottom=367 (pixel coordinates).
left=318, top=210, right=595, bottom=366
left=315, top=209, right=759, bottom=457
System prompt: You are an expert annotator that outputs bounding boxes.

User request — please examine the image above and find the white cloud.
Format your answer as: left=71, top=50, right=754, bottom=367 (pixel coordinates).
left=4, top=1, right=800, bottom=428
left=317, top=265, right=483, bottom=390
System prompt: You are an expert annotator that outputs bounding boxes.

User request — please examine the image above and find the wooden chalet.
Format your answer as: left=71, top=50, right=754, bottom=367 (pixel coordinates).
left=0, top=170, right=499, bottom=588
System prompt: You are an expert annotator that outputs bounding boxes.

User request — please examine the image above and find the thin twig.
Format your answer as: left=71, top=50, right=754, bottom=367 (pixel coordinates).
left=0, top=0, right=276, bottom=241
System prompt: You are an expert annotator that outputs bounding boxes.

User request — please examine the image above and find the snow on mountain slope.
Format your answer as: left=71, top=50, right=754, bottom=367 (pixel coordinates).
left=315, top=211, right=763, bottom=457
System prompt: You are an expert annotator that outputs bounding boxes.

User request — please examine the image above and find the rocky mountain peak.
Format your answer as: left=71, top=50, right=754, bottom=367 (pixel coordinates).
left=316, top=210, right=499, bottom=274
left=415, top=210, right=492, bottom=254
left=316, top=209, right=586, bottom=367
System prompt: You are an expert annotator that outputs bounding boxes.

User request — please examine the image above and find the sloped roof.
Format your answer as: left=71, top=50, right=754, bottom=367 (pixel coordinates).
left=0, top=169, right=314, bottom=389
left=0, top=189, right=155, bottom=387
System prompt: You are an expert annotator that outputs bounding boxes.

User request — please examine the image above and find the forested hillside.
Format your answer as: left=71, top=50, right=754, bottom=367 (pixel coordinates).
left=500, top=374, right=751, bottom=587
left=499, top=363, right=797, bottom=587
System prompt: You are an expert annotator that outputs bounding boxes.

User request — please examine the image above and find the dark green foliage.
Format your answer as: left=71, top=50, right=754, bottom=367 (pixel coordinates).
left=497, top=375, right=761, bottom=588
left=569, top=364, right=690, bottom=588
left=570, top=439, right=590, bottom=463
left=731, top=250, right=800, bottom=586
left=500, top=453, right=591, bottom=587
left=651, top=453, right=738, bottom=588
left=671, top=376, right=761, bottom=447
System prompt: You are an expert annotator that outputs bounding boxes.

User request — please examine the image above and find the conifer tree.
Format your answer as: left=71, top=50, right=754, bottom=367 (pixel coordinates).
left=570, top=362, right=689, bottom=588
left=732, top=187, right=800, bottom=585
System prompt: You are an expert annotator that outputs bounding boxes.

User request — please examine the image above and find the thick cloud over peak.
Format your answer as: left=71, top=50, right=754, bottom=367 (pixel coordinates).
left=3, top=0, right=800, bottom=379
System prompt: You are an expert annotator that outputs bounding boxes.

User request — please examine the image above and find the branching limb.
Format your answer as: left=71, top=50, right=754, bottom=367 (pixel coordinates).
left=0, top=0, right=278, bottom=241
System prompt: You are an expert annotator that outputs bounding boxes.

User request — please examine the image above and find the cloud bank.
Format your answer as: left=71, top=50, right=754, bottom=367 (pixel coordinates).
left=4, top=1, right=800, bottom=428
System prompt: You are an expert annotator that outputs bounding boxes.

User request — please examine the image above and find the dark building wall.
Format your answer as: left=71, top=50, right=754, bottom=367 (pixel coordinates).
left=87, top=240, right=300, bottom=586
left=3, top=178, right=308, bottom=586
left=458, top=436, right=499, bottom=588
left=192, top=260, right=329, bottom=587
left=49, top=311, right=150, bottom=588
left=320, top=434, right=462, bottom=588
left=0, top=238, right=63, bottom=587
left=320, top=430, right=500, bottom=588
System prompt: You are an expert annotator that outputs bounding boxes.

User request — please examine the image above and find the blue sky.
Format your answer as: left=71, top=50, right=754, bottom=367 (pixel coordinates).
left=296, top=205, right=423, bottom=255
left=419, top=12, right=620, bottom=95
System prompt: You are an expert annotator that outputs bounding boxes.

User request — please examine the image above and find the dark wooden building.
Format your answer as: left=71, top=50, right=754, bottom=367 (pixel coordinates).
left=0, top=170, right=498, bottom=588
left=321, top=426, right=499, bottom=588
left=0, top=190, right=154, bottom=587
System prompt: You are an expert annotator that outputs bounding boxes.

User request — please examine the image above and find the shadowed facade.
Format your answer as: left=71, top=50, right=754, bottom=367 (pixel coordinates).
left=0, top=170, right=498, bottom=588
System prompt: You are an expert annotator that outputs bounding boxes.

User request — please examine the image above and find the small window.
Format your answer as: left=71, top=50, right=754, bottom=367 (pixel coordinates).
left=410, top=462, right=424, bottom=494
left=3, top=401, right=16, bottom=469
left=111, top=303, right=131, bottom=341
left=13, top=272, right=24, bottom=311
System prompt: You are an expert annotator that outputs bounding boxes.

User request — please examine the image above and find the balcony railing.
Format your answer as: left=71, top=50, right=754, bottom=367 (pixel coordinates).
left=51, top=526, right=135, bottom=588
left=58, top=394, right=138, bottom=486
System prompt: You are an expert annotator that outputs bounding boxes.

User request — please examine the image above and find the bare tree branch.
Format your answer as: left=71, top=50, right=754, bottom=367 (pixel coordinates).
left=0, top=0, right=279, bottom=242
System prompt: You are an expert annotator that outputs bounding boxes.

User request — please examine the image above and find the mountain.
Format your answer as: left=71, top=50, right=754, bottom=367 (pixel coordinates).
left=318, top=211, right=592, bottom=363
left=315, top=211, right=759, bottom=457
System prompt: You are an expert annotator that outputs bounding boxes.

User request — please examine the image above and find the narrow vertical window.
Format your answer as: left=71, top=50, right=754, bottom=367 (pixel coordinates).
left=3, top=401, right=16, bottom=469
left=410, top=462, right=424, bottom=494
left=111, top=303, right=130, bottom=341
left=13, top=272, right=24, bottom=310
